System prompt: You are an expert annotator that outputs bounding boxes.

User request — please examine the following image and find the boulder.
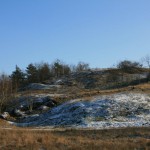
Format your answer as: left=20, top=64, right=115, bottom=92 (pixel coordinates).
left=0, top=112, right=10, bottom=120
left=12, top=109, right=25, bottom=117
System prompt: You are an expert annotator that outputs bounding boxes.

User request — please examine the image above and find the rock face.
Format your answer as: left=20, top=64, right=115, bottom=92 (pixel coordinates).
left=11, top=93, right=150, bottom=129
left=7, top=96, right=57, bottom=118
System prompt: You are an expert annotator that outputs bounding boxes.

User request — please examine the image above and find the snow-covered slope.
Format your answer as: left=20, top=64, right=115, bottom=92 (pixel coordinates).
left=11, top=93, right=150, bottom=129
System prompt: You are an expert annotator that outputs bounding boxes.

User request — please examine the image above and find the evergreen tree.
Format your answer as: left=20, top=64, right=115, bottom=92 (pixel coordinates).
left=10, top=65, right=25, bottom=90
left=26, top=63, right=39, bottom=83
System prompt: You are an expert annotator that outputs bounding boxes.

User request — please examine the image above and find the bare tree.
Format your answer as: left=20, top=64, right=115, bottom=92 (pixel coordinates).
left=51, top=59, right=71, bottom=78
left=27, top=96, right=34, bottom=112
left=0, top=74, right=13, bottom=113
left=76, top=62, right=90, bottom=72
left=142, top=55, right=150, bottom=81
left=142, top=55, right=150, bottom=69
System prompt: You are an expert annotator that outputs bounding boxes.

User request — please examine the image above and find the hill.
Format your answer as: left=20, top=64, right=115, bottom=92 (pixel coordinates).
left=0, top=69, right=150, bottom=129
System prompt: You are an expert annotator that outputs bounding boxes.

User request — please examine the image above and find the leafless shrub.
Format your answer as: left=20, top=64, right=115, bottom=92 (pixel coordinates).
left=0, top=73, right=13, bottom=113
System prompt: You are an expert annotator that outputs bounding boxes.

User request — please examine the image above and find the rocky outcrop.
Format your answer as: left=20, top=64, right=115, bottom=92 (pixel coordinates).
left=10, top=93, right=150, bottom=129
left=0, top=112, right=10, bottom=120
left=7, top=96, right=57, bottom=118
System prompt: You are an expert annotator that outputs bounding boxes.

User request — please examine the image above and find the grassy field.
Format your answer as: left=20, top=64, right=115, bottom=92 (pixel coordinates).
left=0, top=127, right=149, bottom=150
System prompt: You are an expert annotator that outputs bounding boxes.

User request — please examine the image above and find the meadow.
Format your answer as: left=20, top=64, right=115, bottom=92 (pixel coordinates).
left=0, top=126, right=149, bottom=150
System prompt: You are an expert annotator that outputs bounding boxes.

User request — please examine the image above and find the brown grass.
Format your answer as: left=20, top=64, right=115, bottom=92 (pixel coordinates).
left=0, top=127, right=149, bottom=150
left=0, top=120, right=11, bottom=127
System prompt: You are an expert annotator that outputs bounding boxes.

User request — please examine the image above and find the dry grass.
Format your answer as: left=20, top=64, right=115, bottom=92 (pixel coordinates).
left=135, top=83, right=150, bottom=92
left=0, top=127, right=149, bottom=150
left=0, top=120, right=12, bottom=127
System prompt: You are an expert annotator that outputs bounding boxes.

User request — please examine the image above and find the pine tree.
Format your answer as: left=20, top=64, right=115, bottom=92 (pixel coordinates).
left=26, top=63, right=39, bottom=83
left=10, top=65, right=25, bottom=90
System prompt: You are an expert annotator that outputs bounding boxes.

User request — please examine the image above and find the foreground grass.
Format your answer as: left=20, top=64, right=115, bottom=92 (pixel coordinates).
left=0, top=127, right=149, bottom=150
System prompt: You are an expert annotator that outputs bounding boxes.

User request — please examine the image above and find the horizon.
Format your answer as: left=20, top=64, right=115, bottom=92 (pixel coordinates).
left=0, top=0, right=150, bottom=74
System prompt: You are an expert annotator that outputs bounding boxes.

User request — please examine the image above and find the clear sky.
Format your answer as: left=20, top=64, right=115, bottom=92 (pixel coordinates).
left=0, top=0, right=150, bottom=74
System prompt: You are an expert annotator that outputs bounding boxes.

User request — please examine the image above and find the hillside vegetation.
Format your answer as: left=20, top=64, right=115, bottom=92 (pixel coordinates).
left=0, top=59, right=150, bottom=150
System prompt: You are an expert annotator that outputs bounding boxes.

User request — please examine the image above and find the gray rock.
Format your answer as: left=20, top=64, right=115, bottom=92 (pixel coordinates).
left=12, top=109, right=25, bottom=117
left=0, top=112, right=10, bottom=120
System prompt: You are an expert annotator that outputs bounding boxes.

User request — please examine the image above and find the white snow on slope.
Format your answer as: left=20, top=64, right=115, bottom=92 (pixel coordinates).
left=10, top=93, right=150, bottom=129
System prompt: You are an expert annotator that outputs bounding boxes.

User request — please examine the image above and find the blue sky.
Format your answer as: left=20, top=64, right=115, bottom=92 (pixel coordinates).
left=0, top=0, right=150, bottom=74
